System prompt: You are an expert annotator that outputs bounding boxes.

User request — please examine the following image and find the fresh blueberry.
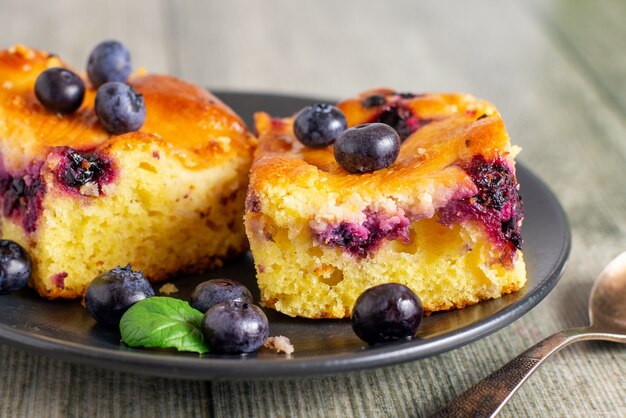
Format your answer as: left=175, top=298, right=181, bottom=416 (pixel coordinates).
left=351, top=283, right=423, bottom=344
left=334, top=123, right=400, bottom=173
left=190, top=278, right=253, bottom=313
left=0, top=240, right=32, bottom=294
left=95, top=82, right=146, bottom=134
left=34, top=68, right=85, bottom=114
left=87, top=40, right=132, bottom=88
left=85, top=265, right=154, bottom=328
left=293, top=104, right=347, bottom=148
left=202, top=301, right=269, bottom=354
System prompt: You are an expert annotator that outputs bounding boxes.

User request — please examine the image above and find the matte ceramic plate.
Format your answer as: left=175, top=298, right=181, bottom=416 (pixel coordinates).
left=0, top=92, right=571, bottom=380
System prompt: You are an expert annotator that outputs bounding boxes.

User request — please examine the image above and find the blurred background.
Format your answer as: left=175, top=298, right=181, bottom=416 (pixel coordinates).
left=1, top=0, right=625, bottom=416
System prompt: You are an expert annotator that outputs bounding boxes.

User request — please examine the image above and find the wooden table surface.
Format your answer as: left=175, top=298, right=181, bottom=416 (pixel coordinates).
left=1, top=0, right=625, bottom=416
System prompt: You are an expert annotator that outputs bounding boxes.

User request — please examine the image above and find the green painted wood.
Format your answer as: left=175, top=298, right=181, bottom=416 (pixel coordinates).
left=525, top=0, right=626, bottom=123
left=0, top=0, right=624, bottom=417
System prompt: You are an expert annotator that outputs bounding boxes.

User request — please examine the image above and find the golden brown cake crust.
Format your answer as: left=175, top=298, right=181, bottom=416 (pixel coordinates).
left=251, top=90, right=513, bottom=208
left=0, top=45, right=255, bottom=171
left=32, top=253, right=239, bottom=300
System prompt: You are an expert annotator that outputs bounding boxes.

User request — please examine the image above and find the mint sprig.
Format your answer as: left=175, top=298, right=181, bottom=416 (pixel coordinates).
left=120, top=296, right=209, bottom=354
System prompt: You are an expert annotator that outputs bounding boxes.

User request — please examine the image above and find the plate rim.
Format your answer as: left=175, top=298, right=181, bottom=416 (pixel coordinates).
left=0, top=91, right=571, bottom=380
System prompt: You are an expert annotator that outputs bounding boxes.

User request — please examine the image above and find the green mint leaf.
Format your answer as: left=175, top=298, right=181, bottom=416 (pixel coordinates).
left=120, top=296, right=209, bottom=354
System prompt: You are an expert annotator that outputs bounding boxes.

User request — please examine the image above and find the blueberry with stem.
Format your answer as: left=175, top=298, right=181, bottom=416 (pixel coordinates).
left=87, top=40, right=132, bottom=88
left=293, top=104, right=347, bottom=148
left=334, top=123, right=400, bottom=173
left=95, top=81, right=146, bottom=134
left=85, top=265, right=154, bottom=328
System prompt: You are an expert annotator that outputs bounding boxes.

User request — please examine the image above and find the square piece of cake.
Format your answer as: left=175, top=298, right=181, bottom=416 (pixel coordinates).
left=0, top=46, right=255, bottom=298
left=245, top=89, right=525, bottom=318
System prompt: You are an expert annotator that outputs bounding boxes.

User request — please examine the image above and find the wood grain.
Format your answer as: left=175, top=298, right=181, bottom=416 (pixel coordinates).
left=526, top=0, right=626, bottom=121
left=0, top=0, right=625, bottom=417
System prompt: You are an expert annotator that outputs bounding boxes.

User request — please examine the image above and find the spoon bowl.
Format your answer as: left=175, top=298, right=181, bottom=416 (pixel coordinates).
left=589, top=251, right=626, bottom=333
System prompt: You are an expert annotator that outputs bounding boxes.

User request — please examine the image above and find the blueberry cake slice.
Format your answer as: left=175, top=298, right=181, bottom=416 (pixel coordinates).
left=245, top=89, right=525, bottom=318
left=0, top=45, right=255, bottom=298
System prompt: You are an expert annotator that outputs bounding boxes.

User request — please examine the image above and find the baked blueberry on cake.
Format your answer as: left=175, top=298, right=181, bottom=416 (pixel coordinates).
left=245, top=89, right=526, bottom=318
left=0, top=44, right=255, bottom=298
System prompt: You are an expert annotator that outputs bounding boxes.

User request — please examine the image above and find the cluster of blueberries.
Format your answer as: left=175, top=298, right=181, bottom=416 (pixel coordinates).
left=0, top=237, right=424, bottom=350
left=0, top=237, right=270, bottom=354
left=293, top=103, right=401, bottom=174
left=34, top=40, right=146, bottom=135
left=84, top=267, right=269, bottom=355
left=85, top=264, right=427, bottom=349
left=82, top=262, right=426, bottom=350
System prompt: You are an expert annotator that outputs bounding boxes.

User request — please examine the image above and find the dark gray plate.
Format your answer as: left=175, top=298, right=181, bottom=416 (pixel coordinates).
left=0, top=92, right=570, bottom=380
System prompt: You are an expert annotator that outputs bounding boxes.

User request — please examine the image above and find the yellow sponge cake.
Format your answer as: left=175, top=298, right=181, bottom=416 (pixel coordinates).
left=245, top=89, right=526, bottom=318
left=0, top=45, right=255, bottom=299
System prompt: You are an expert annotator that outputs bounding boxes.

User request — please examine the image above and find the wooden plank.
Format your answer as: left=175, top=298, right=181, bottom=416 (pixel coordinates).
left=525, top=0, right=626, bottom=120
left=0, top=345, right=214, bottom=418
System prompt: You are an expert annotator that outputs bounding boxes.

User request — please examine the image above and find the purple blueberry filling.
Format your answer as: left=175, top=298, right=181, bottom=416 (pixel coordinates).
left=316, top=209, right=410, bottom=258
left=373, top=104, right=432, bottom=141
left=361, top=92, right=432, bottom=141
left=0, top=147, right=116, bottom=234
left=53, top=147, right=114, bottom=194
left=50, top=272, right=68, bottom=288
left=245, top=190, right=261, bottom=213
left=437, top=155, right=524, bottom=256
left=313, top=157, right=522, bottom=260
left=362, top=94, right=387, bottom=108
left=0, top=160, right=46, bottom=233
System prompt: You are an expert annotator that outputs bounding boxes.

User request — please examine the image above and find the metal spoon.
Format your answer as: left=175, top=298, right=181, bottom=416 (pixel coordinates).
left=433, top=251, right=626, bottom=417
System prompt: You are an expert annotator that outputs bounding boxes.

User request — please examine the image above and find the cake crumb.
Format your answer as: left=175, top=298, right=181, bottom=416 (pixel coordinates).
left=79, top=182, right=100, bottom=197
left=14, top=44, right=35, bottom=59
left=264, top=336, right=294, bottom=355
left=210, top=136, right=231, bottom=152
left=158, top=283, right=179, bottom=295
left=50, top=272, right=68, bottom=289
left=11, top=95, right=25, bottom=108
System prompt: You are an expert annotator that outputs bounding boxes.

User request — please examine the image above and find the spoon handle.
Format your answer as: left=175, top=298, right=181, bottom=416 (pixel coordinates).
left=431, top=327, right=592, bottom=417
